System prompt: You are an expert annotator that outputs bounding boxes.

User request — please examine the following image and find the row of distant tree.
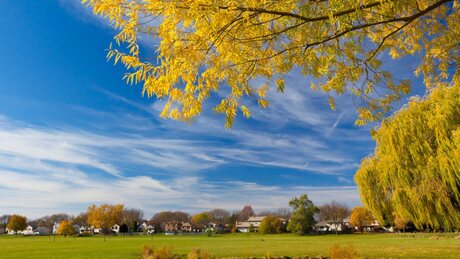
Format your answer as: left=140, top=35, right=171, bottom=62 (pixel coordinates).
left=0, top=203, right=290, bottom=236
left=1, top=193, right=411, bottom=236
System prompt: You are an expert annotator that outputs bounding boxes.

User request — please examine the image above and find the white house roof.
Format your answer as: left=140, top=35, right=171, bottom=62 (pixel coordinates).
left=315, top=221, right=329, bottom=227
left=235, top=222, right=251, bottom=228
left=247, top=216, right=266, bottom=222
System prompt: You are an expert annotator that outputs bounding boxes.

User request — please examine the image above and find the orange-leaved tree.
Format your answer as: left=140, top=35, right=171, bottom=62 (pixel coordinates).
left=6, top=214, right=27, bottom=235
left=349, top=207, right=374, bottom=232
left=57, top=220, right=76, bottom=236
left=87, top=204, right=124, bottom=240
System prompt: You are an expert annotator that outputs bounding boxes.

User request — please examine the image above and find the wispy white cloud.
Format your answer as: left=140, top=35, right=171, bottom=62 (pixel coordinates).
left=0, top=167, right=360, bottom=218
left=326, top=110, right=347, bottom=137
left=0, top=3, right=373, bottom=217
left=59, top=0, right=109, bottom=28
left=0, top=110, right=365, bottom=218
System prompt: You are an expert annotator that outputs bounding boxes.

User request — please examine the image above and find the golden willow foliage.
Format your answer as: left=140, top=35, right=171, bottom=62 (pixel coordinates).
left=355, top=83, right=460, bottom=230
left=82, top=0, right=459, bottom=127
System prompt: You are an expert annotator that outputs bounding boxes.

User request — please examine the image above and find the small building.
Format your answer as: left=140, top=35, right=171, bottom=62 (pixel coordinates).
left=52, top=222, right=59, bottom=234
left=314, top=221, right=330, bottom=232
left=206, top=222, right=227, bottom=233
left=164, top=222, right=182, bottom=233
left=361, top=220, right=381, bottom=232
left=76, top=225, right=91, bottom=235
left=35, top=226, right=51, bottom=235
left=314, top=218, right=352, bottom=233
left=181, top=222, right=192, bottom=232
left=92, top=226, right=102, bottom=234
left=138, top=222, right=155, bottom=233
left=235, top=221, right=252, bottom=232
left=236, top=216, right=286, bottom=232
left=111, top=224, right=120, bottom=233
left=7, top=225, right=36, bottom=235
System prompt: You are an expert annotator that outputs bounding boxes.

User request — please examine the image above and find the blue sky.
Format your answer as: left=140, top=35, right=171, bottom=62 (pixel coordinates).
left=0, top=0, right=425, bottom=219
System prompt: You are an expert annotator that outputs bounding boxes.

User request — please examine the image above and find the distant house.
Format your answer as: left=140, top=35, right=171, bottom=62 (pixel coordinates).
left=181, top=222, right=192, bottom=232
left=138, top=222, right=155, bottom=233
left=206, top=222, right=227, bottom=233
left=92, top=227, right=102, bottom=234
left=361, top=220, right=381, bottom=232
left=314, top=218, right=352, bottom=233
left=35, top=226, right=51, bottom=235
left=235, top=221, right=251, bottom=233
left=165, top=222, right=206, bottom=234
left=7, top=225, right=36, bottom=235
left=52, top=222, right=59, bottom=234
left=82, top=226, right=91, bottom=234
left=23, top=225, right=36, bottom=235
left=314, top=221, right=330, bottom=232
left=164, top=222, right=182, bottom=233
left=236, top=216, right=286, bottom=232
left=72, top=225, right=92, bottom=235
left=111, top=224, right=120, bottom=233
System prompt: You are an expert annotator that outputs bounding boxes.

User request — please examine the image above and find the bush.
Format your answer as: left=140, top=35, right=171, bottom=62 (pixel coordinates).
left=329, top=244, right=358, bottom=259
left=142, top=246, right=175, bottom=259
left=187, top=248, right=213, bottom=259
left=259, top=216, right=284, bottom=234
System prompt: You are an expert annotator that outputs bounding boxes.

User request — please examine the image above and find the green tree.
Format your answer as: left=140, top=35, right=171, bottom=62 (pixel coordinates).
left=287, top=194, right=315, bottom=235
left=57, top=220, right=75, bottom=236
left=355, top=84, right=460, bottom=231
left=259, top=215, right=283, bottom=234
left=6, top=214, right=27, bottom=235
left=84, top=0, right=459, bottom=127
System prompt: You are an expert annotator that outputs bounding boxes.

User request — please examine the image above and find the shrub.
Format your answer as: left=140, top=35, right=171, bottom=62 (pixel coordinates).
left=142, top=246, right=175, bottom=259
left=187, top=248, right=213, bottom=259
left=259, top=216, right=283, bottom=234
left=329, top=244, right=359, bottom=259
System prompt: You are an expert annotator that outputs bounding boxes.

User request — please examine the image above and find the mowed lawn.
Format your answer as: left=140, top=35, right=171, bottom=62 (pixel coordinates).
left=0, top=233, right=459, bottom=258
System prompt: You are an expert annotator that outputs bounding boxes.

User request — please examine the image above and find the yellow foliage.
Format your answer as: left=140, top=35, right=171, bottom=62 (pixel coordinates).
left=349, top=207, right=374, bottom=232
left=57, top=220, right=75, bottom=236
left=186, top=248, right=214, bottom=259
left=329, top=244, right=359, bottom=259
left=82, top=0, right=459, bottom=127
left=6, top=214, right=27, bottom=234
left=142, top=246, right=175, bottom=259
left=356, top=83, right=460, bottom=230
left=87, top=204, right=124, bottom=230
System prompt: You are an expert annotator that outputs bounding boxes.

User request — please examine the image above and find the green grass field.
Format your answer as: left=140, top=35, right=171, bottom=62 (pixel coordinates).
left=0, top=233, right=459, bottom=258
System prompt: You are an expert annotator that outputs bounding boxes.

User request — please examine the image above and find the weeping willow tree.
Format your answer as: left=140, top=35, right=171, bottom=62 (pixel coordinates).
left=82, top=0, right=459, bottom=127
left=355, top=83, right=460, bottom=231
